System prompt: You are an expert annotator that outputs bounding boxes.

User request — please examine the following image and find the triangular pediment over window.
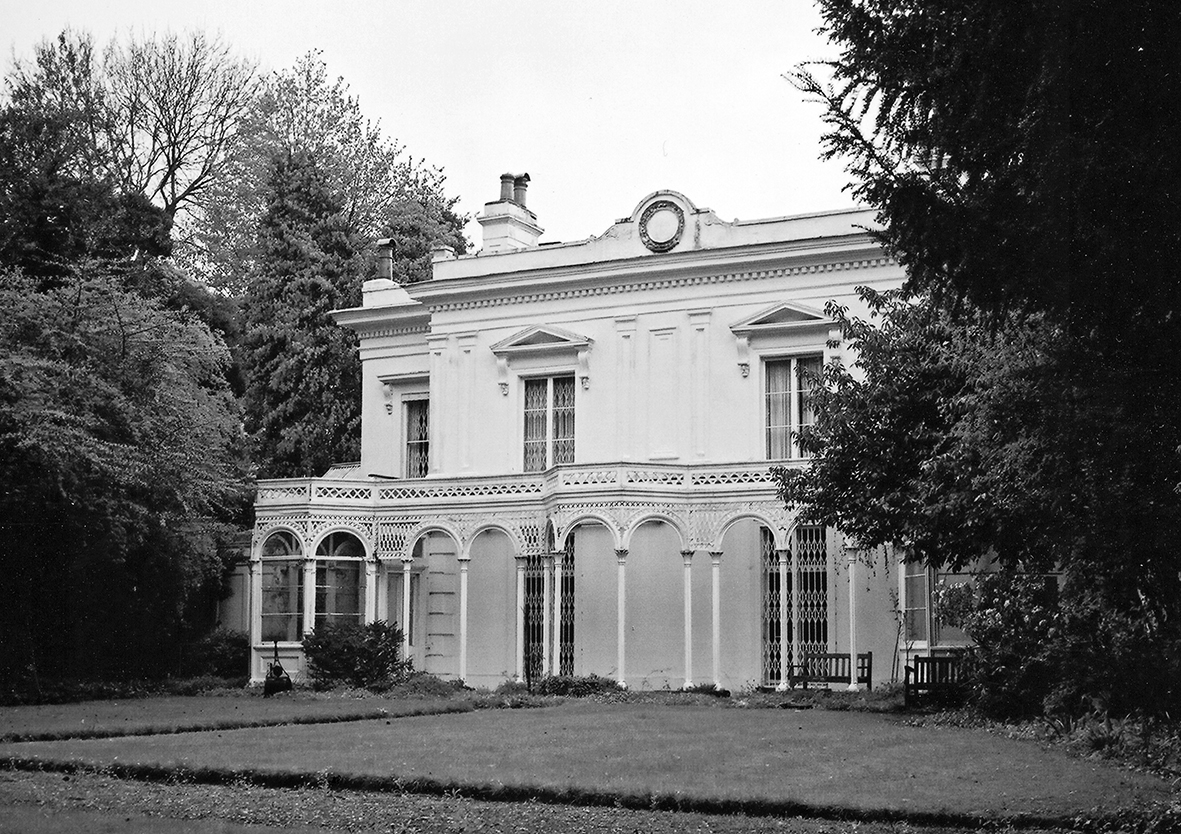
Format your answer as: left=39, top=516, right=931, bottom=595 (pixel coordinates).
left=490, top=325, right=594, bottom=393
left=729, top=302, right=832, bottom=335
left=490, top=325, right=592, bottom=355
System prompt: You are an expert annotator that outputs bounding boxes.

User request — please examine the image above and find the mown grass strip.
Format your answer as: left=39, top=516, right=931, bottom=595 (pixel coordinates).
left=0, top=700, right=476, bottom=744
left=0, top=753, right=1085, bottom=831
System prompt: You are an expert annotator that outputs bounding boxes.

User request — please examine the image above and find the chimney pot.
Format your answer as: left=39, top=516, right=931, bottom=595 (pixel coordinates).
left=375, top=238, right=394, bottom=280
left=499, top=173, right=515, bottom=202
left=513, top=173, right=530, bottom=207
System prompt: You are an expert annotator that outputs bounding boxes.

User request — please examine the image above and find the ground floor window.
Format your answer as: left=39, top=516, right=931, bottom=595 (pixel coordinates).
left=314, top=532, right=365, bottom=630
left=387, top=570, right=420, bottom=646
left=903, top=561, right=929, bottom=644
left=260, top=531, right=303, bottom=642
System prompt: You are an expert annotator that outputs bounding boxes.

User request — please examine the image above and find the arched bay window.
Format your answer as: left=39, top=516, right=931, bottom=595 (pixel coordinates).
left=314, top=532, right=365, bottom=630
left=260, top=531, right=303, bottom=642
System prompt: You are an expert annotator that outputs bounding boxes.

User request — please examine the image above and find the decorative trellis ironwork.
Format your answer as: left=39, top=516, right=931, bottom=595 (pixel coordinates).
left=558, top=534, right=575, bottom=676
left=523, top=552, right=546, bottom=683
left=761, top=528, right=787, bottom=686
left=762, top=524, right=829, bottom=686
left=796, top=524, right=829, bottom=657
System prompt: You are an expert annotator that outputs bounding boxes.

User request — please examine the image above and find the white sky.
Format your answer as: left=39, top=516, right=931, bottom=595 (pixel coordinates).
left=1, top=0, right=859, bottom=246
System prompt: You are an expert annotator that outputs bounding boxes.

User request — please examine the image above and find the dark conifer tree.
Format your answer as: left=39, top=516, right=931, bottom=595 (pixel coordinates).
left=242, top=151, right=365, bottom=478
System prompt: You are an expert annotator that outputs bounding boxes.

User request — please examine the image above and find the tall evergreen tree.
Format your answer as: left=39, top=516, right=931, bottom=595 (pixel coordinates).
left=781, top=2, right=1181, bottom=715
left=242, top=152, right=365, bottom=478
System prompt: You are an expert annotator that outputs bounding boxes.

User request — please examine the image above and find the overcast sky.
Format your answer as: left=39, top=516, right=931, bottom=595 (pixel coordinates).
left=2, top=0, right=859, bottom=246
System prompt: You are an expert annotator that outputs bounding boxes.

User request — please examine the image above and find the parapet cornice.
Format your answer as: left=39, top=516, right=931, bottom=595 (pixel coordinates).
left=422, top=254, right=897, bottom=314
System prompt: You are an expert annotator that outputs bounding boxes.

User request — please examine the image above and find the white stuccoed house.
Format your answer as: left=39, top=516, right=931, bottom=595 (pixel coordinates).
left=225, top=174, right=966, bottom=690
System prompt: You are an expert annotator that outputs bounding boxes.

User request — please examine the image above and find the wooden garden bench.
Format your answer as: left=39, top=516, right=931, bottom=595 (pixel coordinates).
left=794, top=651, right=873, bottom=690
left=904, top=655, right=965, bottom=707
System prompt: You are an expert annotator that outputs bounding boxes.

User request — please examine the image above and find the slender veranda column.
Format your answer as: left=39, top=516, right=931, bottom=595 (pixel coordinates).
left=616, top=548, right=628, bottom=687
left=847, top=547, right=860, bottom=691
left=458, top=557, right=469, bottom=683
left=515, top=555, right=526, bottom=682
left=543, top=553, right=555, bottom=675
left=364, top=557, right=378, bottom=623
left=681, top=549, right=694, bottom=689
left=249, top=557, right=262, bottom=679
left=550, top=550, right=563, bottom=674
left=791, top=544, right=802, bottom=685
left=710, top=551, right=722, bottom=687
left=401, top=556, right=413, bottom=663
left=303, top=558, right=317, bottom=635
left=777, top=548, right=790, bottom=690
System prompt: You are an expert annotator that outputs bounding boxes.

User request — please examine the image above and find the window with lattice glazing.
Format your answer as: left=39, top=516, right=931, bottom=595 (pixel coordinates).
left=314, top=532, right=365, bottom=630
left=524, top=375, right=575, bottom=472
left=405, top=399, right=429, bottom=478
left=765, top=356, right=822, bottom=459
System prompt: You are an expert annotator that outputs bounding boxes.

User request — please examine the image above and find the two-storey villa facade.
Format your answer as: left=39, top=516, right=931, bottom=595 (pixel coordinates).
left=244, top=176, right=913, bottom=690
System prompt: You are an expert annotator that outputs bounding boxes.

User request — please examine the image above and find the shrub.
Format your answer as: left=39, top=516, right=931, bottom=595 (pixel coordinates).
left=534, top=674, right=620, bottom=697
left=302, top=620, right=409, bottom=691
left=180, top=628, right=250, bottom=679
left=386, top=672, right=469, bottom=698
left=685, top=682, right=730, bottom=698
left=494, top=679, right=530, bottom=696
left=952, top=572, right=1059, bottom=718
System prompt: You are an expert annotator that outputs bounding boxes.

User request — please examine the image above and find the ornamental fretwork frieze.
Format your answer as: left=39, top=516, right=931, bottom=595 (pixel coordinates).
left=255, top=491, right=799, bottom=558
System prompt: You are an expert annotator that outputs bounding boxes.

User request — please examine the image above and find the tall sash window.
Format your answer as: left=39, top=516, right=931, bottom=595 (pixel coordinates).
left=765, top=356, right=822, bottom=459
left=405, top=399, right=429, bottom=478
left=524, top=375, right=575, bottom=472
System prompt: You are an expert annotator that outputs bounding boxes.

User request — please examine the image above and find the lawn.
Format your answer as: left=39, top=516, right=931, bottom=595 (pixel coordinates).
left=1, top=700, right=1171, bottom=825
left=0, top=692, right=474, bottom=742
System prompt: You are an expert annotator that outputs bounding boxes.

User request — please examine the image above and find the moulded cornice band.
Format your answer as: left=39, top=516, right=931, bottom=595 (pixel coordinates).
left=425, top=256, right=896, bottom=314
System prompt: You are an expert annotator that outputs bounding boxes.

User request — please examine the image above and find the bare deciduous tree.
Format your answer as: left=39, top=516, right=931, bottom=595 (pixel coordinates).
left=7, top=29, right=259, bottom=227
left=103, top=31, right=259, bottom=219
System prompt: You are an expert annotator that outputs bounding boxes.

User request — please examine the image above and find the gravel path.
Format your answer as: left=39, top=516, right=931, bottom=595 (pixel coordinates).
left=0, top=769, right=1026, bottom=834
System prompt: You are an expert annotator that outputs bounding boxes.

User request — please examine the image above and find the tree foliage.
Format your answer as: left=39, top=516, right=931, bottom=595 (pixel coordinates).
left=0, top=106, right=171, bottom=285
left=784, top=2, right=1181, bottom=716
left=791, top=1, right=1181, bottom=333
left=1, top=47, right=251, bottom=693
left=0, top=268, right=250, bottom=689
left=7, top=29, right=259, bottom=231
left=242, top=152, right=366, bottom=478
left=192, top=51, right=465, bottom=293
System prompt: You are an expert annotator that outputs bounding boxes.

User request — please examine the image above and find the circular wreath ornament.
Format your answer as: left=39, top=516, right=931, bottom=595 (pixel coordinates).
left=639, top=200, right=685, bottom=253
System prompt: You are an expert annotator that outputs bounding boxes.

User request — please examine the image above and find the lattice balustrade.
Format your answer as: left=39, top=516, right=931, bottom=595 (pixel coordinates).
left=313, top=485, right=374, bottom=502
left=559, top=467, right=620, bottom=486
left=625, top=469, right=686, bottom=486
left=691, top=469, right=778, bottom=487
left=257, top=484, right=311, bottom=502
left=377, top=480, right=544, bottom=501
